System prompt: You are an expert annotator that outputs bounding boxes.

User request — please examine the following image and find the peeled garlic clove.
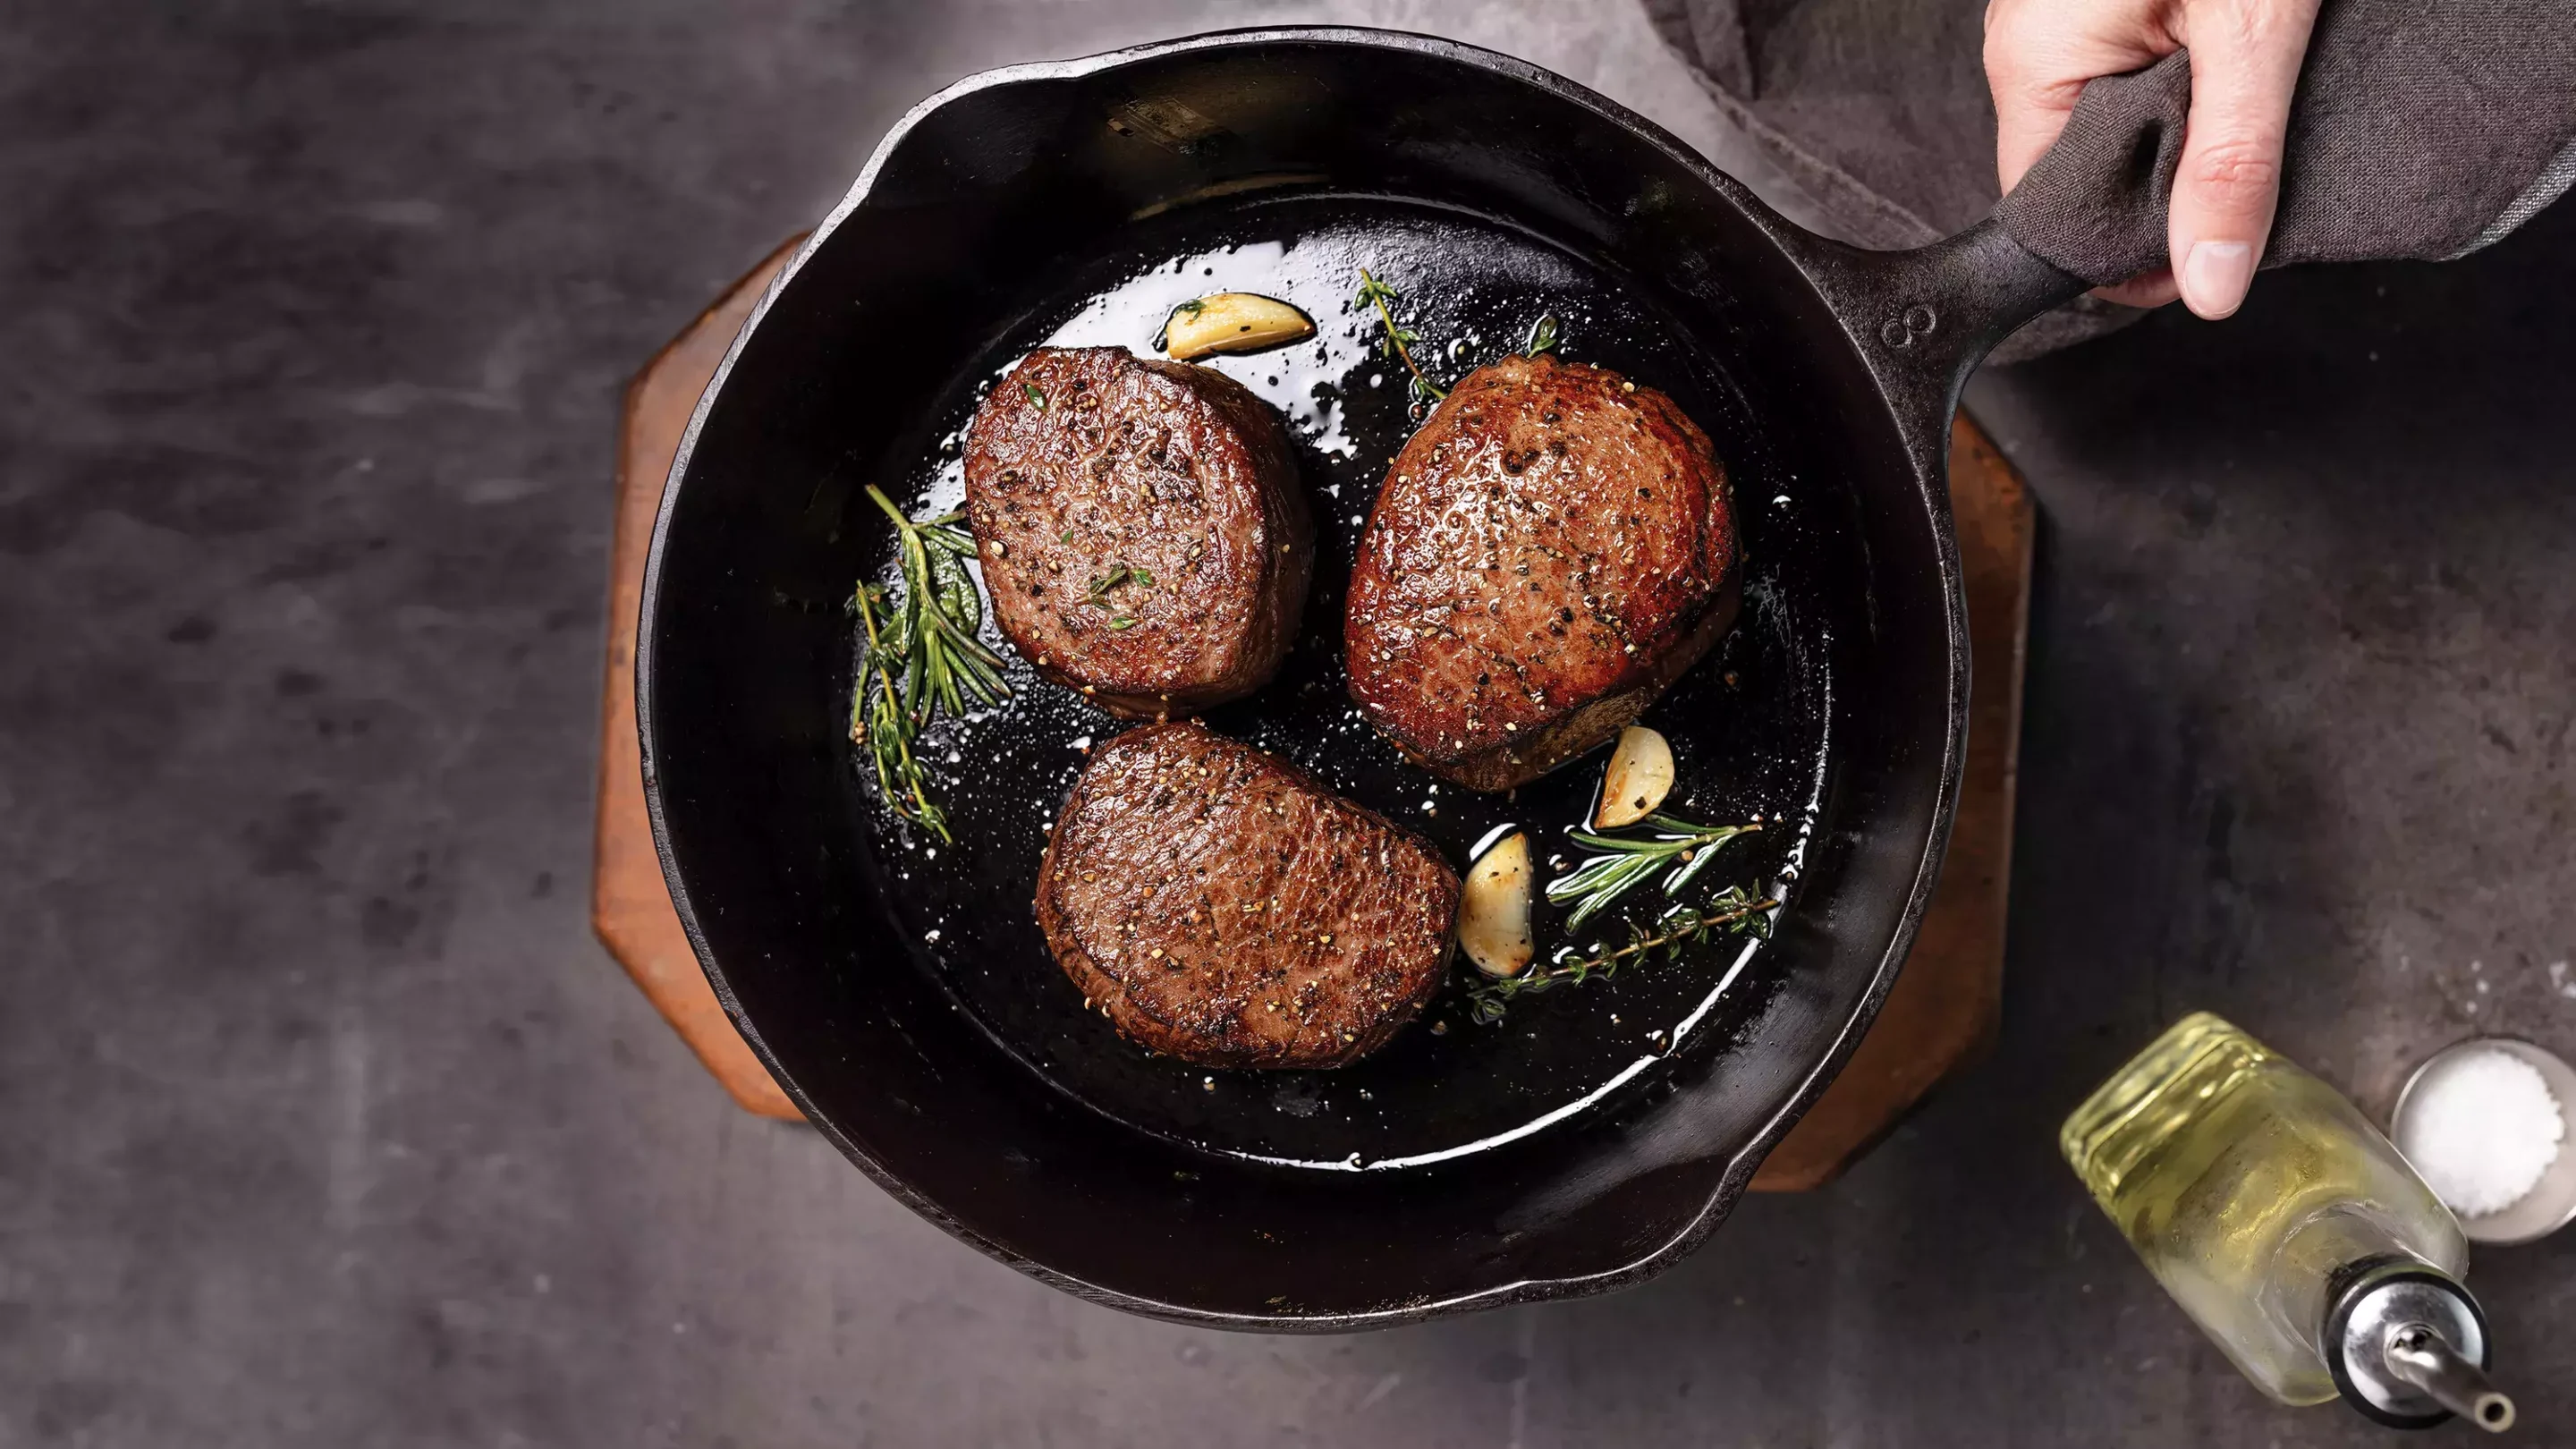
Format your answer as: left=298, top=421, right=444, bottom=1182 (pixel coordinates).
left=1459, top=831, right=1535, bottom=979
left=1159, top=292, right=1315, bottom=360
left=1592, top=725, right=1674, bottom=829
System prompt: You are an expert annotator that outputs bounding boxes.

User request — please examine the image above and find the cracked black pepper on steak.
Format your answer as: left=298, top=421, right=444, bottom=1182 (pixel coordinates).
left=1344, top=353, right=1739, bottom=790
left=963, top=346, right=1312, bottom=719
left=1034, top=723, right=1459, bottom=1068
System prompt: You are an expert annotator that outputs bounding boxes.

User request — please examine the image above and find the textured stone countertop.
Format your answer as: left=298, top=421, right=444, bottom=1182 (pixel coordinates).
left=4, top=3, right=2569, bottom=1445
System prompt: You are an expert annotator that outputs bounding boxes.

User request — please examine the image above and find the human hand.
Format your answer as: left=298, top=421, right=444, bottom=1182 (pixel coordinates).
left=1985, top=0, right=2324, bottom=318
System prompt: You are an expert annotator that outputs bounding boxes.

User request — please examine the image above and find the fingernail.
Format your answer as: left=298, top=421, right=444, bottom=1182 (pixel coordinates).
left=2181, top=241, right=2254, bottom=319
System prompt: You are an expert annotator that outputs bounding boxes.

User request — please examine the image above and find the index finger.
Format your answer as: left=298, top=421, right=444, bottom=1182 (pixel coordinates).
left=1985, top=0, right=2177, bottom=192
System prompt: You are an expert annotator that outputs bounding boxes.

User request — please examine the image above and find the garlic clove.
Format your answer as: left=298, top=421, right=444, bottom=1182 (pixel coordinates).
left=1592, top=725, right=1674, bottom=828
left=1159, top=292, right=1315, bottom=360
left=1459, top=831, right=1535, bottom=979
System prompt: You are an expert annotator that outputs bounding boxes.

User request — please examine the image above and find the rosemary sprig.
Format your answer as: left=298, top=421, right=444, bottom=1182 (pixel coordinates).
left=1353, top=268, right=1447, bottom=404
left=847, top=484, right=1012, bottom=842
left=1466, top=886, right=1776, bottom=1026
left=1524, top=312, right=1563, bottom=356
left=1544, top=814, right=1761, bottom=933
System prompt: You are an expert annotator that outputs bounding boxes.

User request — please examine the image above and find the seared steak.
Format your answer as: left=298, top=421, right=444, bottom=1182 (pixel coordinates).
left=964, top=346, right=1312, bottom=719
left=1035, top=723, right=1459, bottom=1069
left=1343, top=354, right=1740, bottom=791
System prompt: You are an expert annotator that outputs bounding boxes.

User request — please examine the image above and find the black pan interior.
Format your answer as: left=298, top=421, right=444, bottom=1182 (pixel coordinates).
left=640, top=31, right=1957, bottom=1323
left=862, top=191, right=1843, bottom=1168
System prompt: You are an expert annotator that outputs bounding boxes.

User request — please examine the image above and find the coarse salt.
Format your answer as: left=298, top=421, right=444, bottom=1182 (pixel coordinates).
left=2397, top=1047, right=2567, bottom=1218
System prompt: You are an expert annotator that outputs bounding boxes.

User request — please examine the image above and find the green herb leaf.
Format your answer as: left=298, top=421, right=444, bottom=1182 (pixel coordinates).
left=1543, top=816, right=1755, bottom=933
left=1462, top=886, right=1776, bottom=1026
left=1153, top=298, right=1207, bottom=353
left=1468, top=815, right=1769, bottom=1022
left=1022, top=382, right=1047, bottom=410
left=1552, top=852, right=1662, bottom=933
left=1106, top=616, right=1138, bottom=631
left=1353, top=268, right=1448, bottom=403
left=1082, top=564, right=1146, bottom=608
left=851, top=485, right=1013, bottom=842
left=1525, top=313, right=1562, bottom=356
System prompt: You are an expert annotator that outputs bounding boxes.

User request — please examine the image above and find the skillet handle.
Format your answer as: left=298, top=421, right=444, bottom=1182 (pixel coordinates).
left=1795, top=213, right=2089, bottom=470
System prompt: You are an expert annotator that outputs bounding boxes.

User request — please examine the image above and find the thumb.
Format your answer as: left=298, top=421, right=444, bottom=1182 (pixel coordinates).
left=2167, top=1, right=2322, bottom=319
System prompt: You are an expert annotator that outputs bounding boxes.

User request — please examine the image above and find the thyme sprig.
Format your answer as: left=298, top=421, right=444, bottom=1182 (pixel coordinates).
left=1353, top=269, right=1447, bottom=404
left=848, top=484, right=1011, bottom=842
left=1466, top=886, right=1776, bottom=1026
left=1545, top=814, right=1761, bottom=932
left=1355, top=272, right=1570, bottom=406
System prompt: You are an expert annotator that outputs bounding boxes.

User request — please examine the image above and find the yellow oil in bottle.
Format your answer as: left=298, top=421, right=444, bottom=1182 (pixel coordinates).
left=2063, top=1013, right=2468, bottom=1406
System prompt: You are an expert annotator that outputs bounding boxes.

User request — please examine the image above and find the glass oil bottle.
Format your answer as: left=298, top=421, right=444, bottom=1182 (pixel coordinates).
left=2063, top=1013, right=2516, bottom=1431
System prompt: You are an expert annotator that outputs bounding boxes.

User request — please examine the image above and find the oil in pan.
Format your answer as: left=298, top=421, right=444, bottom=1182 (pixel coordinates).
left=850, top=191, right=1835, bottom=1170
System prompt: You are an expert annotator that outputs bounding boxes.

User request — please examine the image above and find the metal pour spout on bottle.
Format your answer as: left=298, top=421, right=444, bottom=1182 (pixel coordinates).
left=2063, top=1013, right=2516, bottom=1432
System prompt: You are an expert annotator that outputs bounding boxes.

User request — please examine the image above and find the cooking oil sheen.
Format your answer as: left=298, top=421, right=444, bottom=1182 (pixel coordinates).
left=2062, top=1013, right=2467, bottom=1405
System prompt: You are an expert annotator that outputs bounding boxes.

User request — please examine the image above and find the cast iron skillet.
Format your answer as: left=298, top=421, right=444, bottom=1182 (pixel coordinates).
left=638, top=28, right=2085, bottom=1327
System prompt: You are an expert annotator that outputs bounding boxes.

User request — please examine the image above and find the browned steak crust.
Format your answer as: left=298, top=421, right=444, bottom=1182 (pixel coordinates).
left=1034, top=723, right=1460, bottom=1069
left=963, top=347, right=1313, bottom=719
left=1343, top=354, right=1740, bottom=791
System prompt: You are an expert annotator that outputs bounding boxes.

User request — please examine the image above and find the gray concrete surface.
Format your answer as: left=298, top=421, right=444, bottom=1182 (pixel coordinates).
left=4, top=3, right=2572, bottom=1445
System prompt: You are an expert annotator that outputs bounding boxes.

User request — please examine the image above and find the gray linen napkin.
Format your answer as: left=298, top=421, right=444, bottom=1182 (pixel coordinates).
left=1645, top=0, right=2576, bottom=360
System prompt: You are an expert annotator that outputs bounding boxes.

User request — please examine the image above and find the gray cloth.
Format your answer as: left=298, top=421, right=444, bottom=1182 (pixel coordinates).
left=1646, top=0, right=2576, bottom=359
left=2000, top=7, right=2576, bottom=285
left=1640, top=0, right=2138, bottom=359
